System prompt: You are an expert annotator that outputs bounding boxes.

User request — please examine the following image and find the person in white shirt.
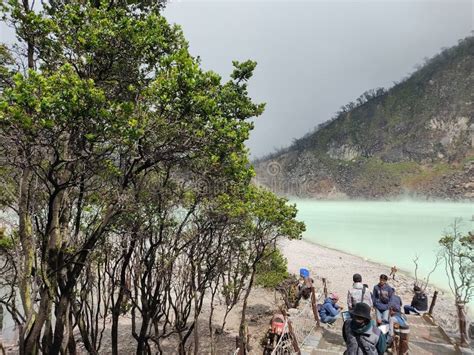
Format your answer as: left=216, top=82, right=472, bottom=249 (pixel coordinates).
left=347, top=273, right=373, bottom=311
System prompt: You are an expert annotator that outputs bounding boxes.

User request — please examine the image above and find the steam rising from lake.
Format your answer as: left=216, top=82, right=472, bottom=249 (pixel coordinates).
left=291, top=199, right=473, bottom=296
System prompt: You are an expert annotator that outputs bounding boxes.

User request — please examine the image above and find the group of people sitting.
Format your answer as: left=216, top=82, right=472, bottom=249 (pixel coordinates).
left=317, top=273, right=429, bottom=354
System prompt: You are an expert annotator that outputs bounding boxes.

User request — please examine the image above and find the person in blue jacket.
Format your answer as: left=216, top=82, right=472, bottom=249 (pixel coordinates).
left=372, top=274, right=394, bottom=325
left=319, top=293, right=342, bottom=324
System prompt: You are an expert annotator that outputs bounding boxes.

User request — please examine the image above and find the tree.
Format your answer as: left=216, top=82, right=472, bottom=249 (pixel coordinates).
left=412, top=254, right=440, bottom=292
left=224, top=187, right=305, bottom=354
left=0, top=1, right=306, bottom=354
left=439, top=220, right=473, bottom=347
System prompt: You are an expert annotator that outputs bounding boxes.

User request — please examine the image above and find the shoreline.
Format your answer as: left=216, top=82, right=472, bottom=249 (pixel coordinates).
left=279, top=237, right=470, bottom=338
left=299, top=237, right=453, bottom=295
left=287, top=197, right=474, bottom=204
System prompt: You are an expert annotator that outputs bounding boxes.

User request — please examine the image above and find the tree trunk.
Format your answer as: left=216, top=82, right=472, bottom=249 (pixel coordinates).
left=50, top=293, right=70, bottom=355
left=112, top=236, right=136, bottom=355
left=238, top=264, right=257, bottom=354
left=111, top=306, right=121, bottom=355
left=71, top=300, right=96, bottom=355
left=136, top=314, right=150, bottom=355
left=18, top=168, right=35, bottom=353
left=18, top=0, right=37, bottom=349
left=193, top=298, right=200, bottom=355
left=67, top=311, right=77, bottom=355
left=456, top=302, right=469, bottom=347
left=22, top=288, right=51, bottom=355
left=41, top=318, right=52, bottom=354
left=208, top=285, right=218, bottom=355
left=178, top=336, right=186, bottom=355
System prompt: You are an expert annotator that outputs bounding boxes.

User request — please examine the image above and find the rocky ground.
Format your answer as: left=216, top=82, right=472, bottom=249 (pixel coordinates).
left=424, top=160, right=474, bottom=200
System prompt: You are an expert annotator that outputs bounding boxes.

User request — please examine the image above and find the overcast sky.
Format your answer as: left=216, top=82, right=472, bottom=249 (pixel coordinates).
left=0, top=1, right=472, bottom=157
left=164, top=0, right=473, bottom=158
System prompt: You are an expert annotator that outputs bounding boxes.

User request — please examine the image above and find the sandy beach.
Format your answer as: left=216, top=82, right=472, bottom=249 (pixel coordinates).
left=280, top=238, right=465, bottom=337
left=209, top=237, right=467, bottom=353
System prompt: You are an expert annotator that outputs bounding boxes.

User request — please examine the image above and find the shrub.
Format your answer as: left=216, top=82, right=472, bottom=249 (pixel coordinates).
left=255, top=247, right=289, bottom=288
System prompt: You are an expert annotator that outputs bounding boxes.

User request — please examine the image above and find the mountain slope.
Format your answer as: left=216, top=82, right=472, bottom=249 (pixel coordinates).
left=254, top=37, right=474, bottom=199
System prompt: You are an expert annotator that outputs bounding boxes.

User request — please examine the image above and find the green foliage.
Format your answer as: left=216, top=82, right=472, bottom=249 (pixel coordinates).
left=0, top=227, right=14, bottom=249
left=0, top=43, right=14, bottom=89
left=438, top=220, right=473, bottom=304
left=217, top=185, right=306, bottom=240
left=271, top=36, right=474, bottom=191
left=255, top=247, right=289, bottom=288
left=0, top=1, right=307, bottom=352
left=461, top=155, right=474, bottom=164
left=402, top=162, right=457, bottom=188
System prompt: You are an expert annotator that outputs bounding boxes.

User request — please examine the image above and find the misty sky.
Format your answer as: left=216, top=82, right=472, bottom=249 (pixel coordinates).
left=164, top=0, right=473, bottom=158
left=0, top=1, right=472, bottom=157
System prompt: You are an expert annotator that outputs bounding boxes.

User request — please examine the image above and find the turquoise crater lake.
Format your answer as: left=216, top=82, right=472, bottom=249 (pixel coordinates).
left=291, top=199, right=473, bottom=297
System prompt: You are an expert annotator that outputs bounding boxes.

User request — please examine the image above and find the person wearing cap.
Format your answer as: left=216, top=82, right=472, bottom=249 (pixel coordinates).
left=404, top=285, right=428, bottom=315
left=372, top=274, right=394, bottom=325
left=347, top=273, right=373, bottom=311
left=342, top=302, right=387, bottom=354
left=319, top=292, right=342, bottom=325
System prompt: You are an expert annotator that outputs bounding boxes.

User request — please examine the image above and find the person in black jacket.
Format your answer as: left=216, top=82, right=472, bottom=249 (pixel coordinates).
left=404, top=285, right=428, bottom=315
left=342, top=302, right=387, bottom=355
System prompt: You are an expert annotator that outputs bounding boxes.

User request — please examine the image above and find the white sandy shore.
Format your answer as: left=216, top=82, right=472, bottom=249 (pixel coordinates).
left=280, top=238, right=467, bottom=337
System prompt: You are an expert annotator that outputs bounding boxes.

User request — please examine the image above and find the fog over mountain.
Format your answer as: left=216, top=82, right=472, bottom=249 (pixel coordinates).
left=164, top=0, right=473, bottom=157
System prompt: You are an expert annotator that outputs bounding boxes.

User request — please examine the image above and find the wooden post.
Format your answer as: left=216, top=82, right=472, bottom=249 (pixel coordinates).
left=428, top=290, right=438, bottom=315
left=398, top=330, right=410, bottom=355
left=246, top=325, right=250, bottom=352
left=322, top=278, right=328, bottom=299
left=282, top=309, right=301, bottom=355
left=236, top=336, right=242, bottom=355
left=310, top=286, right=321, bottom=327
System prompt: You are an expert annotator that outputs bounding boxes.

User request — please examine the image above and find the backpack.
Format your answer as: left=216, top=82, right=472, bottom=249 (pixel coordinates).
left=393, top=314, right=409, bottom=329
left=361, top=285, right=367, bottom=302
left=343, top=320, right=382, bottom=355
left=350, top=285, right=367, bottom=308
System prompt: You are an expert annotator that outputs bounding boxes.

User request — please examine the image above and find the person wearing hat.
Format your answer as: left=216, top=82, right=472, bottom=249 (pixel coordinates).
left=404, top=285, right=428, bottom=315
left=319, top=292, right=342, bottom=325
left=342, top=302, right=387, bottom=355
left=347, top=273, right=373, bottom=311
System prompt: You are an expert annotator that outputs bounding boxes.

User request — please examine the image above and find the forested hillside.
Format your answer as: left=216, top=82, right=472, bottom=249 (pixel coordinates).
left=254, top=37, right=474, bottom=199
